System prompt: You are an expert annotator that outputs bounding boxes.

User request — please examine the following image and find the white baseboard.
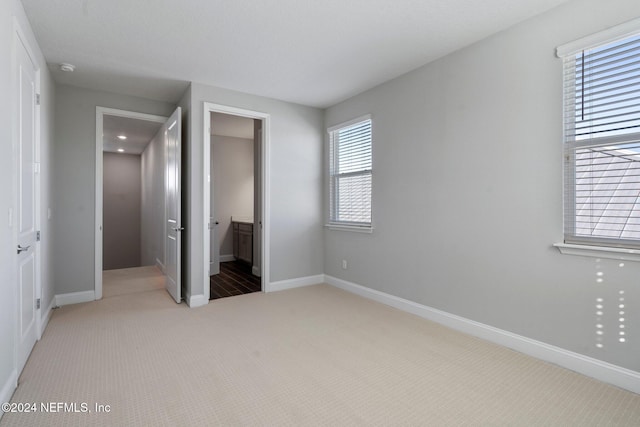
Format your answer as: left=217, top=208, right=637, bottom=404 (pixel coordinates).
left=325, top=275, right=640, bottom=395
left=55, top=290, right=96, bottom=307
left=252, top=265, right=261, bottom=277
left=187, top=294, right=208, bottom=308
left=219, top=254, right=235, bottom=263
left=155, top=258, right=165, bottom=273
left=0, top=369, right=17, bottom=418
left=268, top=274, right=325, bottom=293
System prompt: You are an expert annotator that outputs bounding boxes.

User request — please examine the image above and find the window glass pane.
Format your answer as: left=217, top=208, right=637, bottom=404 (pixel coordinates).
left=329, top=118, right=372, bottom=226
left=571, top=35, right=640, bottom=141
left=337, top=122, right=372, bottom=174
left=336, top=173, right=372, bottom=223
left=574, top=142, right=640, bottom=240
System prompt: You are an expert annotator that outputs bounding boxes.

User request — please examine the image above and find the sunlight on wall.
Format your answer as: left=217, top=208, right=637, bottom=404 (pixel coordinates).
left=594, top=259, right=630, bottom=349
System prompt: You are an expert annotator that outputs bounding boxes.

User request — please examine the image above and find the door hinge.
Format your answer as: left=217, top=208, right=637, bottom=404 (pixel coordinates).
left=36, top=298, right=40, bottom=309
left=36, top=231, right=41, bottom=241
left=36, top=93, right=41, bottom=105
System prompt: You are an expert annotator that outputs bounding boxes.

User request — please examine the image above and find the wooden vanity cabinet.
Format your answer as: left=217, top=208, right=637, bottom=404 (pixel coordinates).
left=232, top=221, right=253, bottom=264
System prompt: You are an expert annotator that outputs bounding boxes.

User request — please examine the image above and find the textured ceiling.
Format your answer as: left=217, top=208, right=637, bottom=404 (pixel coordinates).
left=22, top=0, right=572, bottom=108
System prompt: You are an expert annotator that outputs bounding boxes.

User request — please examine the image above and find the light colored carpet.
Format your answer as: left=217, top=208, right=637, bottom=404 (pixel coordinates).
left=2, top=267, right=639, bottom=426
left=102, top=266, right=166, bottom=298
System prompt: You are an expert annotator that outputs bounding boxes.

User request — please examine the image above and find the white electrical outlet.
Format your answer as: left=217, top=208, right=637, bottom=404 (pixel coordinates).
left=342, top=259, right=348, bottom=269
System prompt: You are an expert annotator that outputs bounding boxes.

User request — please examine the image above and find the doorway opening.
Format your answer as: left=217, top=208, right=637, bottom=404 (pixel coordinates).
left=204, top=104, right=270, bottom=300
left=95, top=108, right=167, bottom=300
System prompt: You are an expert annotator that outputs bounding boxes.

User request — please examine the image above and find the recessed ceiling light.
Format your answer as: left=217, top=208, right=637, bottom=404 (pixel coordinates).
left=59, top=63, right=75, bottom=72
left=117, top=148, right=125, bottom=153
left=117, top=135, right=127, bottom=140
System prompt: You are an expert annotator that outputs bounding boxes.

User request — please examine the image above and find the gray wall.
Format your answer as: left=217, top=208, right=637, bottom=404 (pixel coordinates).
left=324, top=0, right=640, bottom=372
left=103, top=152, right=141, bottom=270
left=212, top=135, right=254, bottom=258
left=0, top=0, right=55, bottom=408
left=141, top=128, right=165, bottom=268
left=185, top=83, right=324, bottom=300
left=53, top=85, right=175, bottom=295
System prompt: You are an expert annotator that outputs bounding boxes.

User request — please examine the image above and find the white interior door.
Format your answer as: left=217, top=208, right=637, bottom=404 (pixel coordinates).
left=209, top=135, right=220, bottom=276
left=15, top=35, right=38, bottom=374
left=165, top=107, right=182, bottom=303
left=209, top=216, right=220, bottom=275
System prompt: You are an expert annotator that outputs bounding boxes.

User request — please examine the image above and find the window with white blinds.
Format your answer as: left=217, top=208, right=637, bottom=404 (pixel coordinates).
left=560, top=30, right=640, bottom=249
left=328, top=116, right=372, bottom=227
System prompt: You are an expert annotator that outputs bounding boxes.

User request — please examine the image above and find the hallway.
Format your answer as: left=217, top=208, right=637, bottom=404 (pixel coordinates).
left=210, top=261, right=261, bottom=300
left=102, top=266, right=165, bottom=299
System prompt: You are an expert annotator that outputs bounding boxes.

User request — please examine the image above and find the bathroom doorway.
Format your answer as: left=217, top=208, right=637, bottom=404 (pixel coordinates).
left=208, top=111, right=264, bottom=299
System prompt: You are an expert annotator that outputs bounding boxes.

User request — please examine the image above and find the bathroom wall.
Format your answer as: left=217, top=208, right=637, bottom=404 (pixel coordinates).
left=211, top=135, right=254, bottom=259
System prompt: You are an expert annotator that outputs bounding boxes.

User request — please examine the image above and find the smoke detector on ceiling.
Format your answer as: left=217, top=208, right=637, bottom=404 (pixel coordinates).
left=59, top=63, right=75, bottom=72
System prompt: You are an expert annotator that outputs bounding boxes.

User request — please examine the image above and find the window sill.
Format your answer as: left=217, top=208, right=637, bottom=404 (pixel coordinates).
left=553, top=243, right=640, bottom=262
left=325, top=224, right=373, bottom=234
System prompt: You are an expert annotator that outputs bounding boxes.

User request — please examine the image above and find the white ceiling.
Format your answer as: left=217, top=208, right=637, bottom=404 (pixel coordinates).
left=103, top=115, right=163, bottom=155
left=21, top=0, right=572, bottom=108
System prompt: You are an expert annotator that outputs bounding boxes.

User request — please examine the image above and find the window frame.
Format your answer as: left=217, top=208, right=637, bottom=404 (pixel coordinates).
left=326, top=115, right=373, bottom=232
left=556, top=18, right=640, bottom=259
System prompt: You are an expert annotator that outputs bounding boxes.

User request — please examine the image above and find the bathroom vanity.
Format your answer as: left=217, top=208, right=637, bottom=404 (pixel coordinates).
left=232, top=219, right=253, bottom=265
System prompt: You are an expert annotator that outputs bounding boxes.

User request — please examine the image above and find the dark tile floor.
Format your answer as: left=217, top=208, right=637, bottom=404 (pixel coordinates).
left=209, top=261, right=261, bottom=300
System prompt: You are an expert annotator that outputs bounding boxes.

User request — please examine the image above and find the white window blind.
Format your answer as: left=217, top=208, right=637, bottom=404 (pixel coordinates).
left=328, top=117, right=372, bottom=227
left=561, top=31, right=640, bottom=249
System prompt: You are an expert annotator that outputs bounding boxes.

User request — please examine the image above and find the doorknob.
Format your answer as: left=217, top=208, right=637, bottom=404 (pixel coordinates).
left=17, top=244, right=30, bottom=254
left=172, top=226, right=185, bottom=232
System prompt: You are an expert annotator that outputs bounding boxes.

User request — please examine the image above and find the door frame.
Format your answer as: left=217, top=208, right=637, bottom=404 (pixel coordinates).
left=95, top=107, right=168, bottom=299
left=203, top=103, right=271, bottom=299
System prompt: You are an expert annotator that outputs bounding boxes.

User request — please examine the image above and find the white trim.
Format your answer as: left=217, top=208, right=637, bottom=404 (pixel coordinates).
left=155, top=258, right=165, bottom=273
left=268, top=274, right=325, bottom=293
left=0, top=369, right=18, bottom=416
left=95, top=107, right=168, bottom=301
left=325, top=275, right=640, bottom=394
left=327, top=114, right=372, bottom=133
left=325, top=224, right=374, bottom=233
left=252, top=265, right=261, bottom=277
left=55, top=290, right=96, bottom=307
left=554, top=243, right=640, bottom=262
left=203, top=103, right=271, bottom=300
left=12, top=17, right=38, bottom=65
left=187, top=294, right=208, bottom=308
left=10, top=19, right=18, bottom=400
left=557, top=16, right=640, bottom=57
left=40, top=296, right=55, bottom=334
left=219, top=254, right=235, bottom=263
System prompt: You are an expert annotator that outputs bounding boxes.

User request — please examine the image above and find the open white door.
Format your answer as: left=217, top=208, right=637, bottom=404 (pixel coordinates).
left=165, top=107, right=182, bottom=303
left=15, top=35, right=39, bottom=374
left=209, top=134, right=220, bottom=276
left=209, top=216, right=220, bottom=275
